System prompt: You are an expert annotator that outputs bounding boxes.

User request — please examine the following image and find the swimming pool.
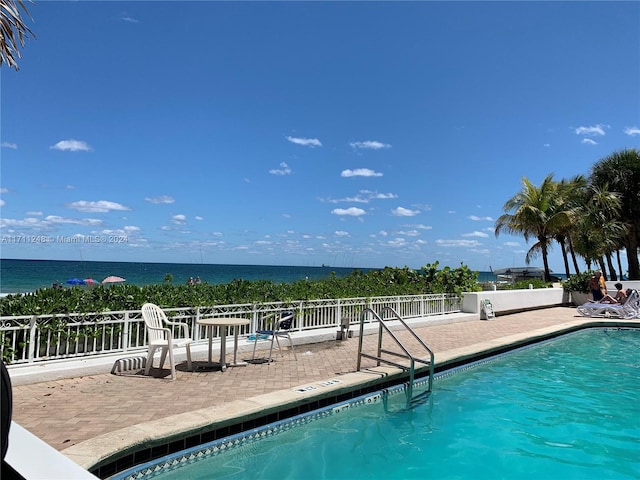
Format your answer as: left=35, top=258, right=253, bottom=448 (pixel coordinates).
left=115, top=328, right=639, bottom=479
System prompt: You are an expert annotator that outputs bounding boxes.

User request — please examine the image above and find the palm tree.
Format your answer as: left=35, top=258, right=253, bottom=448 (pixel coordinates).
left=495, top=174, right=572, bottom=282
left=590, top=149, right=640, bottom=279
left=0, top=0, right=34, bottom=71
left=554, top=175, right=587, bottom=277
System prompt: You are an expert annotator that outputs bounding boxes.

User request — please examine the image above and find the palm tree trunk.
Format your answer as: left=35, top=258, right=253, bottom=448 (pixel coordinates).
left=616, top=250, right=624, bottom=280
left=558, top=238, right=571, bottom=277
left=605, top=253, right=617, bottom=281
left=568, top=237, right=580, bottom=274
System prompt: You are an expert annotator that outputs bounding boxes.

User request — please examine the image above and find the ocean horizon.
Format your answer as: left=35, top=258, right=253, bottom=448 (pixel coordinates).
left=0, top=258, right=518, bottom=294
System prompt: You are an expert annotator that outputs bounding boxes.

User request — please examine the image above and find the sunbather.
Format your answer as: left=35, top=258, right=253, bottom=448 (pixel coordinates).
left=598, top=283, right=627, bottom=304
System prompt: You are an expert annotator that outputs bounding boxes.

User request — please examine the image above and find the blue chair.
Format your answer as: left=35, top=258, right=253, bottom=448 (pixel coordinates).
left=251, top=310, right=297, bottom=362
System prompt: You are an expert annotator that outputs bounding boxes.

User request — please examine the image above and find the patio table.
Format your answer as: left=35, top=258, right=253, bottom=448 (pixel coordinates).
left=196, top=317, right=250, bottom=371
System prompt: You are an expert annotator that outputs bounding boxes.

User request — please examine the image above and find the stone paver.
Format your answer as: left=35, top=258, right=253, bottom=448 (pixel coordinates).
left=7, top=307, right=628, bottom=456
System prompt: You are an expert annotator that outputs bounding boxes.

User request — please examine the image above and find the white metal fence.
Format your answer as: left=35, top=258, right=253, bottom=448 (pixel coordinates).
left=0, top=293, right=461, bottom=365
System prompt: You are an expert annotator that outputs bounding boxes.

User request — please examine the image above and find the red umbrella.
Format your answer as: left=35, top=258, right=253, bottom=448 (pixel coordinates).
left=84, top=278, right=97, bottom=285
left=102, top=276, right=126, bottom=284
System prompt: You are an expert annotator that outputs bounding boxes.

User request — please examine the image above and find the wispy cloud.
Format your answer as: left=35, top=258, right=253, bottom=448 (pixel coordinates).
left=145, top=195, right=175, bottom=204
left=391, top=207, right=420, bottom=217
left=435, top=239, right=481, bottom=247
left=581, top=138, right=597, bottom=145
left=468, top=215, right=493, bottom=221
left=624, top=126, right=640, bottom=137
left=1, top=142, right=17, bottom=149
left=323, top=190, right=397, bottom=204
left=286, top=136, right=322, bottom=147
left=331, top=207, right=366, bottom=216
left=462, top=231, right=489, bottom=238
left=341, top=168, right=383, bottom=178
left=574, top=124, right=607, bottom=137
left=269, top=162, right=292, bottom=175
left=334, top=230, right=350, bottom=237
left=171, top=214, right=186, bottom=225
left=349, top=140, right=391, bottom=150
left=121, top=14, right=139, bottom=23
left=50, top=139, right=93, bottom=152
left=66, top=200, right=130, bottom=213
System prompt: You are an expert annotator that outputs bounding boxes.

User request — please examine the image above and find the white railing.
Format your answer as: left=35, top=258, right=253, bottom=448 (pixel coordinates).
left=0, top=294, right=461, bottom=365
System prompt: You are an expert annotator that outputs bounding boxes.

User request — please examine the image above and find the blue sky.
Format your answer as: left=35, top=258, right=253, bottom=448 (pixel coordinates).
left=1, top=1, right=639, bottom=273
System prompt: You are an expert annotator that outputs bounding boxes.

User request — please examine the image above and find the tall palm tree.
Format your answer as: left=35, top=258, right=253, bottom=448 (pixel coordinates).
left=0, top=0, right=34, bottom=71
left=590, top=149, right=640, bottom=279
left=554, top=175, right=587, bottom=277
left=495, top=174, right=572, bottom=282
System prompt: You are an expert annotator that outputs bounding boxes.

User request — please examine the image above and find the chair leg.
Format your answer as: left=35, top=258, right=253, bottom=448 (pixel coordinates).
left=267, top=335, right=277, bottom=363
left=287, top=333, right=297, bottom=360
left=159, top=347, right=169, bottom=370
left=168, top=347, right=176, bottom=381
left=144, top=346, right=157, bottom=376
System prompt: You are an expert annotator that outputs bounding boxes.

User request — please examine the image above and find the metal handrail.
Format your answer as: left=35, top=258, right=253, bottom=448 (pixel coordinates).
left=356, top=306, right=435, bottom=408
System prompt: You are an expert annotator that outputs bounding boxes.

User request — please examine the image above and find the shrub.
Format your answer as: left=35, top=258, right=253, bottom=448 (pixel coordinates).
left=562, top=271, right=594, bottom=293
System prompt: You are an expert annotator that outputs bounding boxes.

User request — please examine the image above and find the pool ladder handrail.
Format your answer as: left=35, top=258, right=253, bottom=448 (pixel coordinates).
left=356, top=307, right=435, bottom=407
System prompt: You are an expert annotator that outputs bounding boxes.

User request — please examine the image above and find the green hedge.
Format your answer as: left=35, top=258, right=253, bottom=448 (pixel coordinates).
left=0, top=262, right=480, bottom=316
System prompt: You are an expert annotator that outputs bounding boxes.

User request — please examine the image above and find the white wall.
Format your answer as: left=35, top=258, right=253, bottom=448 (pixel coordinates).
left=462, top=288, right=566, bottom=317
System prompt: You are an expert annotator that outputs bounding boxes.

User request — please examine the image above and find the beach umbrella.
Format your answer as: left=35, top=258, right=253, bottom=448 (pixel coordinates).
left=84, top=278, right=97, bottom=285
left=66, top=278, right=86, bottom=286
left=102, top=276, right=126, bottom=284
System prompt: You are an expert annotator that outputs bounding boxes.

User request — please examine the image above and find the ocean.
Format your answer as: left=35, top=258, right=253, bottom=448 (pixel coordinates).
left=0, top=258, right=502, bottom=294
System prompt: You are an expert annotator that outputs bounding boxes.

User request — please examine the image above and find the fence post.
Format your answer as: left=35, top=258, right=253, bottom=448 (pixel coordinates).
left=122, top=311, right=130, bottom=352
left=27, top=316, right=37, bottom=364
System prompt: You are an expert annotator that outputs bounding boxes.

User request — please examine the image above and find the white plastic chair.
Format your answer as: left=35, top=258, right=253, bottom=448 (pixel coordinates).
left=141, top=303, right=193, bottom=380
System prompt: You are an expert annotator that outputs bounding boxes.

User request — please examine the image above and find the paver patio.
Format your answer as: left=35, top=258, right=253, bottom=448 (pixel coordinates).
left=7, top=306, right=637, bottom=469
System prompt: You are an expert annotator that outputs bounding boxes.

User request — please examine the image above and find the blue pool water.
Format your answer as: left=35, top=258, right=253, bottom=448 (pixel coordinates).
left=118, top=328, right=640, bottom=480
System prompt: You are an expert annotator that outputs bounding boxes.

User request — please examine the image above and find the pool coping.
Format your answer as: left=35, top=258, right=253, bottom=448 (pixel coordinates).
left=59, top=316, right=640, bottom=477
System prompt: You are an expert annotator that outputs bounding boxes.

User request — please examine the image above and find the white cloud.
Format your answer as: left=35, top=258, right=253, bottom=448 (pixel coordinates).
left=286, top=136, right=322, bottom=147
left=331, top=207, right=366, bottom=216
left=581, top=138, right=597, bottom=145
left=50, top=139, right=92, bottom=152
left=171, top=214, right=186, bottom=225
left=121, top=13, right=139, bottom=23
left=349, top=140, right=391, bottom=150
left=462, top=231, right=489, bottom=238
left=435, top=239, right=481, bottom=247
left=324, top=190, right=397, bottom=204
left=269, top=162, right=292, bottom=175
left=341, top=168, right=383, bottom=178
left=0, top=188, right=7, bottom=193
left=396, top=229, right=420, bottom=236
left=504, top=241, right=519, bottom=247
left=1, top=142, right=17, bottom=149
left=0, top=199, right=4, bottom=207
left=334, top=230, right=350, bottom=237
left=391, top=207, right=420, bottom=217
left=45, top=215, right=102, bottom=226
left=574, top=124, right=607, bottom=137
left=412, top=224, right=432, bottom=230
left=468, top=215, right=494, bottom=221
left=145, top=195, right=175, bottom=204
left=26, top=211, right=42, bottom=216
left=195, top=216, right=203, bottom=221
left=623, top=126, right=640, bottom=137
left=66, top=200, right=130, bottom=213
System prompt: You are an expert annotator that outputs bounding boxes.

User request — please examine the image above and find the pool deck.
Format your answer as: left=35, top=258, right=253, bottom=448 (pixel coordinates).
left=7, top=306, right=639, bottom=474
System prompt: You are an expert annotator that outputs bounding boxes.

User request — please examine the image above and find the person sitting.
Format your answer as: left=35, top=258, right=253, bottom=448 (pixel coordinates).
left=588, top=271, right=606, bottom=301
left=598, top=283, right=627, bottom=304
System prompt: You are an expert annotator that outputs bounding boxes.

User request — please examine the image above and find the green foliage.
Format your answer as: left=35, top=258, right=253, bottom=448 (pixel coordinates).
left=0, top=263, right=479, bottom=316
left=501, top=279, right=552, bottom=290
left=562, top=270, right=594, bottom=293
